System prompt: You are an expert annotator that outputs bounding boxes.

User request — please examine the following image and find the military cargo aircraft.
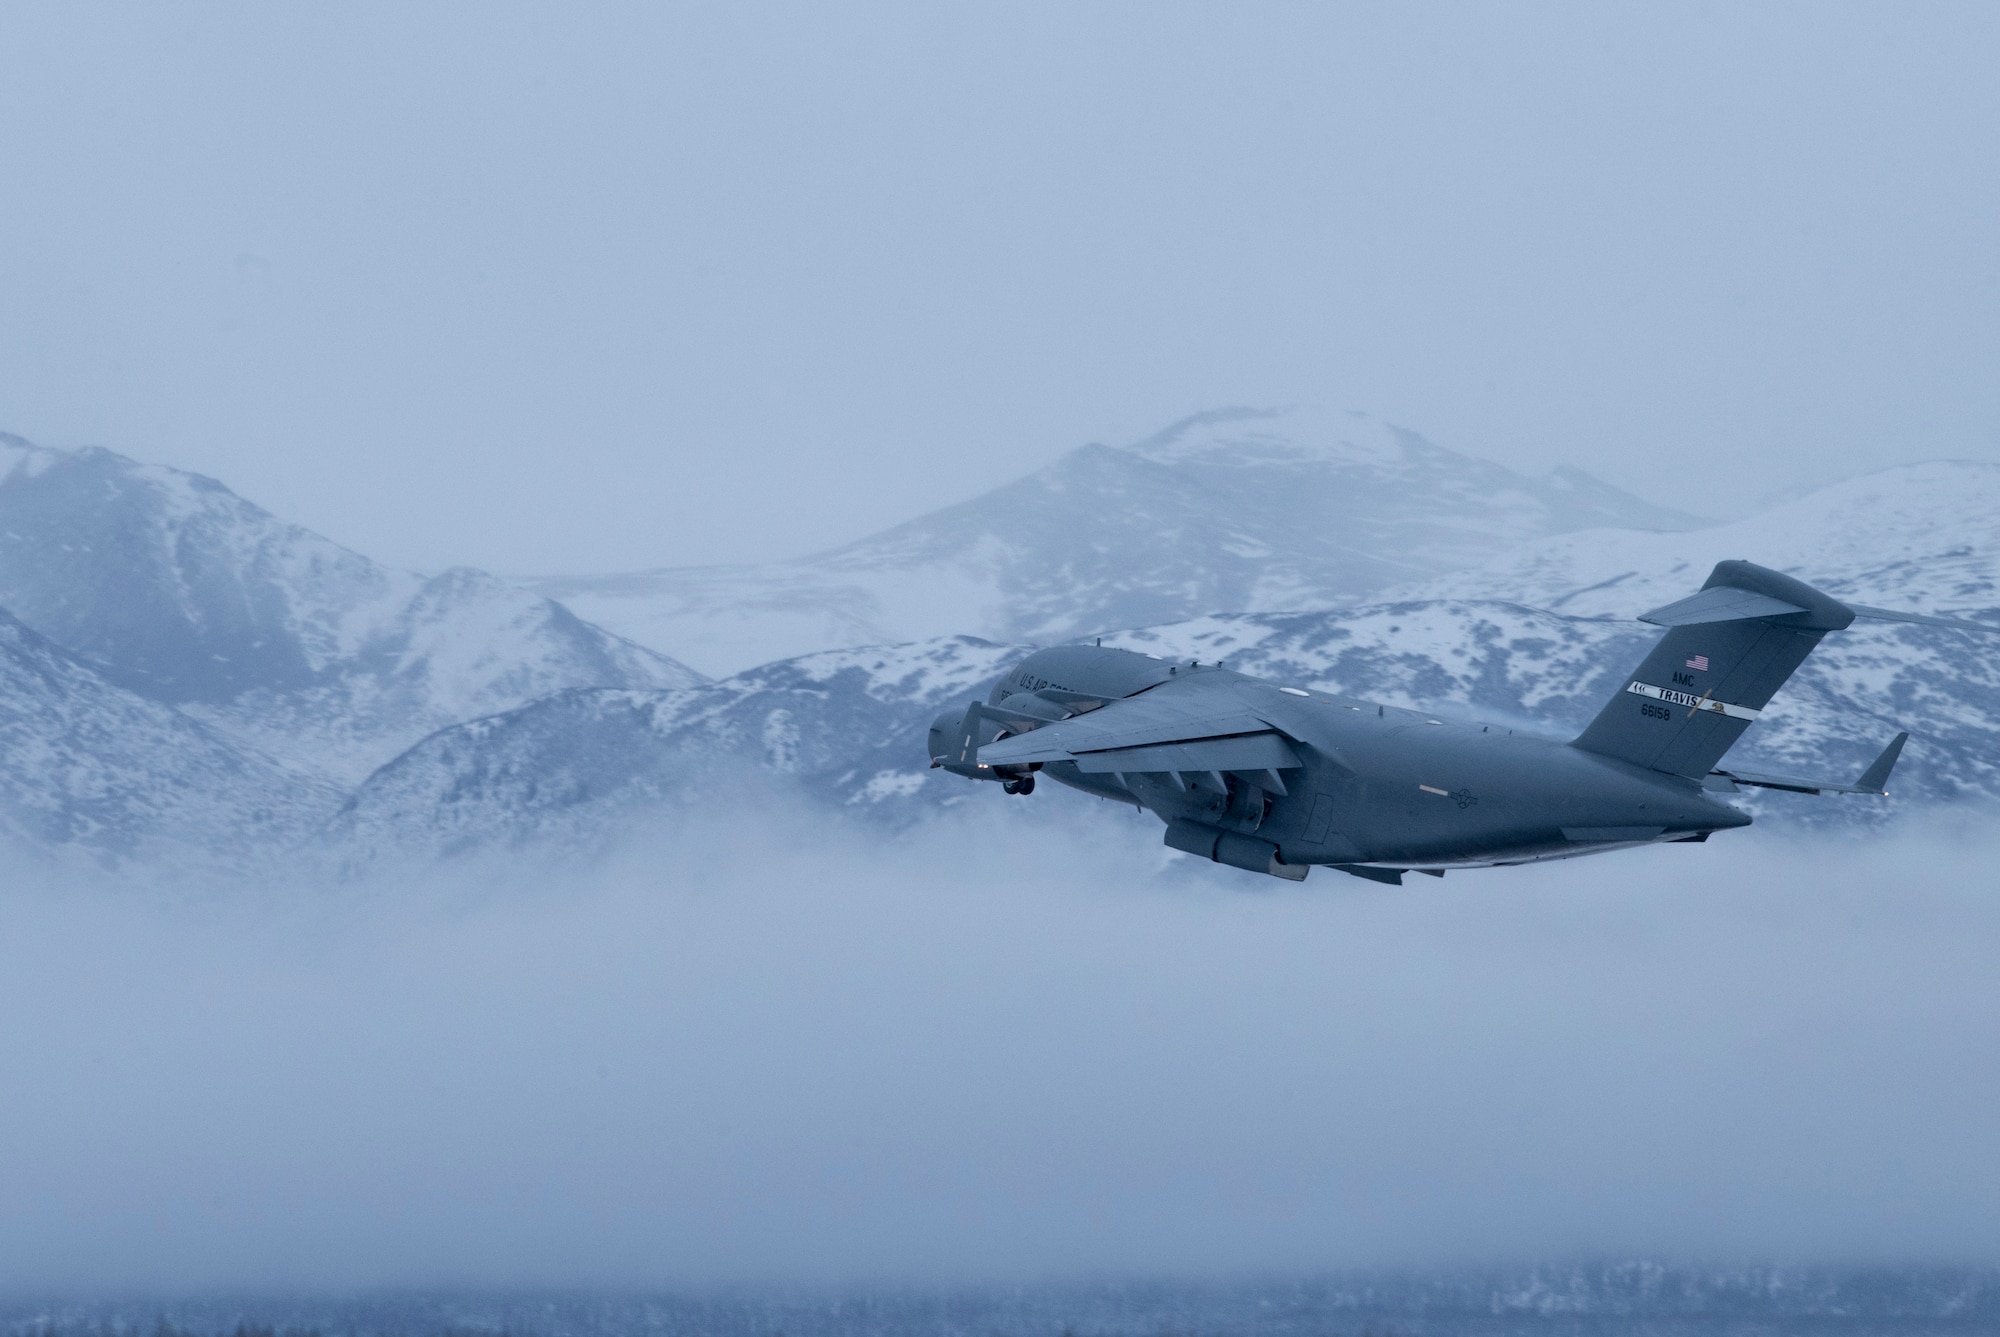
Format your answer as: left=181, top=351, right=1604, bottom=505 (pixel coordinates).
left=929, top=561, right=1995, bottom=884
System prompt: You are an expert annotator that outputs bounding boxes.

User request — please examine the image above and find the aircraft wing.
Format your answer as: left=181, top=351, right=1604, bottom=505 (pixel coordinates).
left=975, top=695, right=1300, bottom=782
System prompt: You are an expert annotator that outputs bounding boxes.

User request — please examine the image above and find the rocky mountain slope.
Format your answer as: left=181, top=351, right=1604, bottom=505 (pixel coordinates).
left=527, top=408, right=1704, bottom=675
left=0, top=608, right=339, bottom=866
left=0, top=434, right=703, bottom=783
left=332, top=635, right=1026, bottom=862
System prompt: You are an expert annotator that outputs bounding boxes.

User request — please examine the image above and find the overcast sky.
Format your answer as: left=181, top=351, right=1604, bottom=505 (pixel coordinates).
left=1, top=3, right=1995, bottom=574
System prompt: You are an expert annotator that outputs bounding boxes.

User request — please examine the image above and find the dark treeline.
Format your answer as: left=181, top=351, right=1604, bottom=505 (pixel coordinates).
left=8, top=1267, right=2000, bottom=1337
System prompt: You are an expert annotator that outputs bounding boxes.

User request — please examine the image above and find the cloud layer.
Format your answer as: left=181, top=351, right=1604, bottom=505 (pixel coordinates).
left=5, top=798, right=1998, bottom=1289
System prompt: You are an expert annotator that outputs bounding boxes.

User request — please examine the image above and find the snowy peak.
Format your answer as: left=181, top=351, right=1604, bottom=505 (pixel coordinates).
left=833, top=407, right=1705, bottom=573
left=527, top=407, right=1704, bottom=674
left=1120, top=406, right=1412, bottom=467
left=0, top=440, right=391, bottom=700
left=0, top=432, right=63, bottom=483
left=0, top=434, right=704, bottom=781
left=1120, top=407, right=1705, bottom=533
left=1399, top=459, right=2000, bottom=620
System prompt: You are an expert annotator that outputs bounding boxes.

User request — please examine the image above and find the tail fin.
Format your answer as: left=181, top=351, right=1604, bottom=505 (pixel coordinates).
left=1572, top=560, right=1854, bottom=779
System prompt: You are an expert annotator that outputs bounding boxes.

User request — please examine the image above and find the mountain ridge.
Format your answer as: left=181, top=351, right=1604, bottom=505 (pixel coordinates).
left=352, top=455, right=2000, bottom=862
left=1385, top=458, right=2000, bottom=618
left=0, top=604, right=340, bottom=866
left=0, top=433, right=705, bottom=784
left=527, top=408, right=1707, bottom=676
left=4, top=420, right=1992, bottom=871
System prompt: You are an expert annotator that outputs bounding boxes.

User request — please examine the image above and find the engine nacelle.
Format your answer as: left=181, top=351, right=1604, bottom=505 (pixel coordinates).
left=1164, top=819, right=1309, bottom=881
left=928, top=704, right=1025, bottom=783
left=926, top=708, right=964, bottom=768
left=929, top=703, right=1042, bottom=793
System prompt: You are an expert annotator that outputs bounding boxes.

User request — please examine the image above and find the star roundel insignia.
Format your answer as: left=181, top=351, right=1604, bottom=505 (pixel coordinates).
left=1451, top=788, right=1479, bottom=809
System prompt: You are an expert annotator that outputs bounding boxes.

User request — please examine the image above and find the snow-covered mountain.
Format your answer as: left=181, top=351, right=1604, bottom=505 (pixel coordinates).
left=1386, top=458, right=2000, bottom=620
left=3, top=421, right=1990, bottom=871
left=0, top=434, right=704, bottom=783
left=0, top=608, right=339, bottom=866
left=1103, top=458, right=2000, bottom=813
left=345, top=460, right=2000, bottom=861
left=333, top=636, right=1026, bottom=862
left=527, top=408, right=1704, bottom=676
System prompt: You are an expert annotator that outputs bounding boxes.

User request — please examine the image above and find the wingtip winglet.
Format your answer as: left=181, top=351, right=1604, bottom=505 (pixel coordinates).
left=1854, top=730, right=1910, bottom=795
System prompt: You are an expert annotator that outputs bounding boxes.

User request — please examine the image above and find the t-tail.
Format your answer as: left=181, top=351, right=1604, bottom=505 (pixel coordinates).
left=1572, top=559, right=1995, bottom=785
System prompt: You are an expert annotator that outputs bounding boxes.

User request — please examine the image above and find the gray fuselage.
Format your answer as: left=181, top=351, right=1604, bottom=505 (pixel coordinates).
left=978, top=646, right=1748, bottom=871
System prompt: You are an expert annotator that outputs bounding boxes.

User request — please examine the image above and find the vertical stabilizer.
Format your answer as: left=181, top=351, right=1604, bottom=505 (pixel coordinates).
left=1572, top=560, right=1854, bottom=779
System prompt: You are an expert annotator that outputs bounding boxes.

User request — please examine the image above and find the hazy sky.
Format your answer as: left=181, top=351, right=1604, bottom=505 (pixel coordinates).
left=7, top=803, right=2000, bottom=1288
left=1, top=3, right=1995, bottom=574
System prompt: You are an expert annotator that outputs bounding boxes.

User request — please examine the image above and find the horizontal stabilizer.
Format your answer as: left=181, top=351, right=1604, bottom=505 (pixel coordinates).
left=1848, top=604, right=2000, bottom=634
left=1710, top=731, right=1908, bottom=796
left=1639, top=586, right=1809, bottom=626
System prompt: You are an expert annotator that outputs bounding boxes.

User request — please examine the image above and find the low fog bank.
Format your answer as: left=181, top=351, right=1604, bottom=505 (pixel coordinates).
left=4, top=794, right=2000, bottom=1290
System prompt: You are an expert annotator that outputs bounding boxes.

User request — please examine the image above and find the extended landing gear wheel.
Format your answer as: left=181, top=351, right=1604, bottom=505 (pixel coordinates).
left=1003, top=776, right=1036, bottom=796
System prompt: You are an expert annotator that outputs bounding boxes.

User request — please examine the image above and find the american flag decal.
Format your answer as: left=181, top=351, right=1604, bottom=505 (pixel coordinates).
left=1686, top=654, right=1710, bottom=671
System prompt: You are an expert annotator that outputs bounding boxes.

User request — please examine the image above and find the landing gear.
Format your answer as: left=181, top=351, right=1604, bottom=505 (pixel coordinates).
left=1003, top=775, right=1036, bottom=796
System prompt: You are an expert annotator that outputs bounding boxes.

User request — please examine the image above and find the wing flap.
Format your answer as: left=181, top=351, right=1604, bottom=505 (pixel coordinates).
left=1711, top=769, right=1844, bottom=795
